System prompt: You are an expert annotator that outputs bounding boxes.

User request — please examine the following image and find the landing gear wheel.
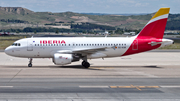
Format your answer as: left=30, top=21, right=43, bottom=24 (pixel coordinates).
left=82, top=61, right=90, bottom=68
left=28, top=63, right=32, bottom=67
left=28, top=58, right=33, bottom=67
left=82, top=61, right=86, bottom=66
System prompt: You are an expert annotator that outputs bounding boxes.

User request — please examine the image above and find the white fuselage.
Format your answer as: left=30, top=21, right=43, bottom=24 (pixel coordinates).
left=5, top=37, right=136, bottom=58
left=5, top=36, right=173, bottom=59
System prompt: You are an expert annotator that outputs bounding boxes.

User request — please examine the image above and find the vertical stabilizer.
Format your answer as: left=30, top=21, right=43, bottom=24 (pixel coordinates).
left=122, top=8, right=171, bottom=56
left=137, top=8, right=170, bottom=39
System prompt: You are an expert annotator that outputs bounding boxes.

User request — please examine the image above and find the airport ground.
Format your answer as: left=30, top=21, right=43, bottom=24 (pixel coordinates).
left=0, top=50, right=180, bottom=100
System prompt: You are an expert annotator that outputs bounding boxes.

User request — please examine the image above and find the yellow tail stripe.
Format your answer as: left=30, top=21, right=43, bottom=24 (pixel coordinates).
left=151, top=8, right=170, bottom=20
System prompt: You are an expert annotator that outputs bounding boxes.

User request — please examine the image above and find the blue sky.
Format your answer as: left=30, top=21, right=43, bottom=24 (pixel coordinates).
left=0, top=0, right=179, bottom=14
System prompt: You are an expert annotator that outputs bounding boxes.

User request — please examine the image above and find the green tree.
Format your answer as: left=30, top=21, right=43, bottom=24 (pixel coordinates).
left=108, top=30, right=113, bottom=34
left=34, top=30, right=37, bottom=34
left=16, top=30, right=19, bottom=34
left=55, top=30, right=59, bottom=34
left=115, top=28, right=124, bottom=34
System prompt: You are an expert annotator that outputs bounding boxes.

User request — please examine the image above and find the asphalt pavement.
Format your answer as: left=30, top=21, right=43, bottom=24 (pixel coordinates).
left=0, top=51, right=180, bottom=101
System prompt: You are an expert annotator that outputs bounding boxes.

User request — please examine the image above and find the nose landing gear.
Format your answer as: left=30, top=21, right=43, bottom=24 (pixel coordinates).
left=28, top=58, right=33, bottom=67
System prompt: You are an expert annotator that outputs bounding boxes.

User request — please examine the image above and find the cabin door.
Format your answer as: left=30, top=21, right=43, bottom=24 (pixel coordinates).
left=27, top=39, right=33, bottom=51
left=132, top=39, right=138, bottom=50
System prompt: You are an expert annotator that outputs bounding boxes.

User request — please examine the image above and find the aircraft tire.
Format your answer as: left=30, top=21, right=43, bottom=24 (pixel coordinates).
left=82, top=61, right=90, bottom=68
left=82, top=61, right=86, bottom=66
left=28, top=63, right=32, bottom=67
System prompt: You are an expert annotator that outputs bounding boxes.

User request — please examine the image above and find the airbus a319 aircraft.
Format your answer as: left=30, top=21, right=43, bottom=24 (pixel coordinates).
left=5, top=8, right=173, bottom=68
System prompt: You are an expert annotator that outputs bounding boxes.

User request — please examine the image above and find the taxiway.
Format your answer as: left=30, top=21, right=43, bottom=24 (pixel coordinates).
left=0, top=51, right=180, bottom=101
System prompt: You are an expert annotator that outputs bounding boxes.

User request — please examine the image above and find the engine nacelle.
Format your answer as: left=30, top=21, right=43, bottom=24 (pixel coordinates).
left=53, top=54, right=73, bottom=65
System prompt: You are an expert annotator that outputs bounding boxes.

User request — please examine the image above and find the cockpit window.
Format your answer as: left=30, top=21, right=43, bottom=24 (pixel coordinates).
left=12, top=43, right=21, bottom=46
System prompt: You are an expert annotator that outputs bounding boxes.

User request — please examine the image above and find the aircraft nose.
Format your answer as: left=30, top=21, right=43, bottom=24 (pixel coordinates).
left=5, top=47, right=12, bottom=55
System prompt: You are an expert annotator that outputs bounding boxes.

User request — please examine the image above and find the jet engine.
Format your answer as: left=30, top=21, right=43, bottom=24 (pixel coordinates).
left=53, top=53, right=80, bottom=65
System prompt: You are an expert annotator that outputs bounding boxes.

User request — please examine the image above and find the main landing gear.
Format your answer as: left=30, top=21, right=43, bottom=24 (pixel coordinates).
left=82, top=61, right=90, bottom=68
left=81, top=56, right=90, bottom=68
left=28, top=58, right=33, bottom=67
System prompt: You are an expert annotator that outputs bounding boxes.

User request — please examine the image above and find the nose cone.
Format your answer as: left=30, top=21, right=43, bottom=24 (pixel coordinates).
left=5, top=46, right=13, bottom=56
left=5, top=47, right=10, bottom=55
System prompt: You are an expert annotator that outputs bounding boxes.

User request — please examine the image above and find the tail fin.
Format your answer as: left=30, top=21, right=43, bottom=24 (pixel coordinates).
left=137, top=8, right=170, bottom=39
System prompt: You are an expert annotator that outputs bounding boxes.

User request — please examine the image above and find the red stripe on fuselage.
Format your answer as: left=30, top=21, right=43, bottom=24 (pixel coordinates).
left=122, top=18, right=167, bottom=56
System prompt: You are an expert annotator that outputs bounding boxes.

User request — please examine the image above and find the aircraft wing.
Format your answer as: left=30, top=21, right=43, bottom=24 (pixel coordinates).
left=51, top=46, right=118, bottom=57
left=55, top=47, right=107, bottom=54
left=72, top=47, right=108, bottom=54
left=53, top=46, right=118, bottom=55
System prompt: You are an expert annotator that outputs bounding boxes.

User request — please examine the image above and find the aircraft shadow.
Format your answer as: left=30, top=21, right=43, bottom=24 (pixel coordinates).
left=0, top=65, right=163, bottom=69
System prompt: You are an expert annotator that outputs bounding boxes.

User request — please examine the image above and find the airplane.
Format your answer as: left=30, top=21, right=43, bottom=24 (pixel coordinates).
left=5, top=8, right=174, bottom=68
left=0, top=32, right=14, bottom=36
